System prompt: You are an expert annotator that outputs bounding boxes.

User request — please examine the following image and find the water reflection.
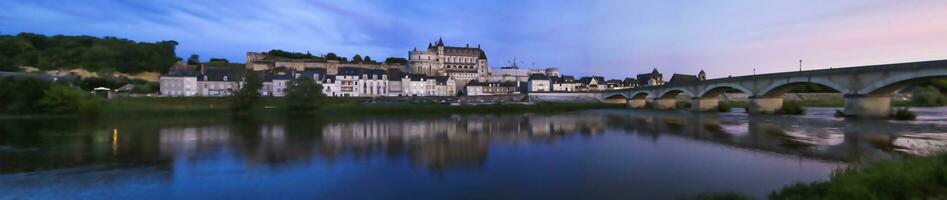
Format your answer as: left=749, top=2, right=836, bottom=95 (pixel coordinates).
left=3, top=108, right=947, bottom=174
left=2, top=108, right=947, bottom=199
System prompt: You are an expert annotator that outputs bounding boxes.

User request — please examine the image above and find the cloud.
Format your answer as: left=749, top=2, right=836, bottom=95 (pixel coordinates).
left=3, top=0, right=947, bottom=79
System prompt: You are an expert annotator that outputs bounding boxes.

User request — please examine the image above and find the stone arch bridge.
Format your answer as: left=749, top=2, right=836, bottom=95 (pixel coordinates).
left=577, top=59, right=947, bottom=118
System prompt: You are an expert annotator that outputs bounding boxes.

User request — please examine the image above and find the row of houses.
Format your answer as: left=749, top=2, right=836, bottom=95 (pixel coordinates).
left=525, top=68, right=707, bottom=92
left=161, top=62, right=707, bottom=97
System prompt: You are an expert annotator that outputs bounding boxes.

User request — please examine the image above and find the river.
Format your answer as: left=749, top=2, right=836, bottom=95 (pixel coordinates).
left=2, top=107, right=947, bottom=199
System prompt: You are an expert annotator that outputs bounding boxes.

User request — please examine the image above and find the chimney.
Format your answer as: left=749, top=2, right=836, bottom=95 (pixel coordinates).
left=200, top=64, right=206, bottom=74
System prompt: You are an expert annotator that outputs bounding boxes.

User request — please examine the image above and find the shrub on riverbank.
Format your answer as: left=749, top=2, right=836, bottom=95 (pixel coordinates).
left=911, top=86, right=947, bottom=107
left=716, top=101, right=734, bottom=112
left=891, top=107, right=917, bottom=120
left=38, top=84, right=103, bottom=114
left=0, top=76, right=102, bottom=115
left=676, top=101, right=692, bottom=110
left=775, top=101, right=805, bottom=115
left=769, top=154, right=947, bottom=199
left=230, top=73, right=262, bottom=113
left=284, top=77, right=324, bottom=111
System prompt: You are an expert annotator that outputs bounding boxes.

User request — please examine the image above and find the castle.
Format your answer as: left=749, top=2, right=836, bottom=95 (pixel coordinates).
left=408, top=38, right=489, bottom=92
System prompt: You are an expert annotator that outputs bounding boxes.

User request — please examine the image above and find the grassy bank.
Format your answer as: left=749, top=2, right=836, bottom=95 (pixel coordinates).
left=98, top=97, right=624, bottom=117
left=687, top=154, right=947, bottom=200
left=768, top=154, right=947, bottom=199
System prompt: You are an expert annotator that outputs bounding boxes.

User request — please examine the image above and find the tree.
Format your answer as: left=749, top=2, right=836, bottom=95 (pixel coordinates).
left=231, top=73, right=262, bottom=113
left=187, top=54, right=200, bottom=65
left=384, top=57, right=407, bottom=64
left=325, top=52, right=338, bottom=60
left=209, top=58, right=229, bottom=63
left=39, top=84, right=103, bottom=114
left=0, top=76, right=50, bottom=114
left=284, top=76, right=324, bottom=111
left=911, top=86, right=946, bottom=107
left=364, top=56, right=374, bottom=64
left=352, top=54, right=363, bottom=63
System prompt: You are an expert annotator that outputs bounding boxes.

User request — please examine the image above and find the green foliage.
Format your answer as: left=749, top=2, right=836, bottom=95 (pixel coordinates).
left=776, top=101, right=806, bottom=115
left=186, top=54, right=200, bottom=65
left=787, top=83, right=839, bottom=93
left=38, top=84, right=103, bottom=114
left=716, top=101, right=733, bottom=112
left=0, top=33, right=179, bottom=73
left=770, top=154, right=947, bottom=199
left=352, top=54, right=363, bottom=63
left=230, top=72, right=262, bottom=113
left=676, top=101, right=691, bottom=109
left=0, top=76, right=102, bottom=114
left=265, top=49, right=325, bottom=60
left=325, top=52, right=339, bottom=61
left=0, top=76, right=51, bottom=113
left=911, top=86, right=946, bottom=107
left=284, top=77, right=324, bottom=111
left=891, top=107, right=917, bottom=120
left=363, top=56, right=375, bottom=64
left=208, top=58, right=229, bottom=63
left=384, top=57, right=407, bottom=64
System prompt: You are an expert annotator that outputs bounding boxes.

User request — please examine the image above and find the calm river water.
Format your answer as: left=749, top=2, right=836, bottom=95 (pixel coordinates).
left=2, top=107, right=947, bottom=199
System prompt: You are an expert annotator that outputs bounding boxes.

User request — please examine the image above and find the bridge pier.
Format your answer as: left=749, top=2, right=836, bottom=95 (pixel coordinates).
left=843, top=95, right=891, bottom=118
left=749, top=97, right=783, bottom=114
left=691, top=97, right=719, bottom=112
left=627, top=98, right=648, bottom=109
left=654, top=98, right=676, bottom=110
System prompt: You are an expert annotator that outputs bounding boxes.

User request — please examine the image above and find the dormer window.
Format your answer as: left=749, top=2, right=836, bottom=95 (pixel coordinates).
left=203, top=76, right=208, bottom=81
left=223, top=76, right=228, bottom=81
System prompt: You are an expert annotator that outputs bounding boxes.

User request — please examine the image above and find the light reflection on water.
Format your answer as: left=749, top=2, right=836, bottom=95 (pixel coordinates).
left=1, top=107, right=947, bottom=199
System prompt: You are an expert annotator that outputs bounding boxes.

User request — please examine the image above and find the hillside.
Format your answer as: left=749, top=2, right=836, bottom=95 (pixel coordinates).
left=0, top=33, right=179, bottom=74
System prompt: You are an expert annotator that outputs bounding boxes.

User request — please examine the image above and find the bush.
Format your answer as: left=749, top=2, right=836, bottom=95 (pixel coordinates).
left=284, top=77, right=324, bottom=111
left=716, top=102, right=732, bottom=112
left=910, top=86, right=946, bottom=107
left=770, top=154, right=947, bottom=199
left=0, top=76, right=102, bottom=114
left=0, top=76, right=51, bottom=114
left=891, top=107, right=917, bottom=120
left=39, top=84, right=103, bottom=114
left=231, top=73, right=262, bottom=113
left=676, top=101, right=692, bottom=109
left=776, top=101, right=805, bottom=115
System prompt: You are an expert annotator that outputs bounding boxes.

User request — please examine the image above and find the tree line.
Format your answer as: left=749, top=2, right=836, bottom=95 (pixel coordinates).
left=0, top=33, right=180, bottom=73
left=263, top=49, right=407, bottom=65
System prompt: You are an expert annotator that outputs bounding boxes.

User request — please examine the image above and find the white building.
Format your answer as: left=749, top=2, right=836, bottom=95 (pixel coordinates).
left=197, top=67, right=238, bottom=97
left=323, top=75, right=341, bottom=97
left=357, top=69, right=388, bottom=97
left=551, top=75, right=578, bottom=92
left=160, top=72, right=198, bottom=96
left=528, top=74, right=550, bottom=92
left=578, top=76, right=606, bottom=91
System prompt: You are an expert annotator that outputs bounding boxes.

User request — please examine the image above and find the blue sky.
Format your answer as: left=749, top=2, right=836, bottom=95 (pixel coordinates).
left=3, top=0, right=947, bottom=79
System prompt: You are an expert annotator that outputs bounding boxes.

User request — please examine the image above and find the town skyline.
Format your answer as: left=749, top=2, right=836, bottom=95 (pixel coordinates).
left=4, top=1, right=947, bottom=79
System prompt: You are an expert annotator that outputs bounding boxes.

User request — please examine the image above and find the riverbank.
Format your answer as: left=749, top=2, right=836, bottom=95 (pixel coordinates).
left=692, top=153, right=947, bottom=200
left=94, top=97, right=625, bottom=117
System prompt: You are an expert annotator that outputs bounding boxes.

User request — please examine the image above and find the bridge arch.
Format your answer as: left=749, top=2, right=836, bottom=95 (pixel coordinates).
left=658, top=88, right=696, bottom=99
left=629, top=91, right=652, bottom=100
left=601, top=93, right=629, bottom=104
left=698, top=83, right=752, bottom=98
left=603, top=93, right=629, bottom=99
left=859, top=73, right=947, bottom=96
left=758, top=80, right=848, bottom=98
